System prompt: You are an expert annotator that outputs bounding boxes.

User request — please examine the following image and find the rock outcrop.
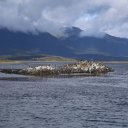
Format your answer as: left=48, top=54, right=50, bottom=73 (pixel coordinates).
left=0, top=61, right=113, bottom=77
left=59, top=61, right=112, bottom=74
left=19, top=65, right=56, bottom=76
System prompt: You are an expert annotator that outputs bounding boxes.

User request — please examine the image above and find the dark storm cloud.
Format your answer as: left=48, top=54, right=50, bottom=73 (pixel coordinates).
left=0, top=0, right=128, bottom=37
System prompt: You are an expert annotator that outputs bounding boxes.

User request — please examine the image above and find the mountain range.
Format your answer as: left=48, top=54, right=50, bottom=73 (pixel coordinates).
left=0, top=27, right=128, bottom=60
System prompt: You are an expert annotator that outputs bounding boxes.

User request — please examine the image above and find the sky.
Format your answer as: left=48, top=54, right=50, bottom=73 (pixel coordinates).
left=0, top=0, right=128, bottom=38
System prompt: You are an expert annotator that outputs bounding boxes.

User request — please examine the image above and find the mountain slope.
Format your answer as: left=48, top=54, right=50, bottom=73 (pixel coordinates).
left=62, top=27, right=128, bottom=57
left=0, top=27, right=128, bottom=60
left=0, top=29, right=73, bottom=56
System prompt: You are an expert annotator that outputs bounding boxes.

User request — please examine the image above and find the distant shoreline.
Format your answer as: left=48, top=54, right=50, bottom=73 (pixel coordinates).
left=0, top=60, right=76, bottom=64
left=102, top=61, right=128, bottom=64
left=0, top=60, right=128, bottom=64
left=0, top=60, right=20, bottom=64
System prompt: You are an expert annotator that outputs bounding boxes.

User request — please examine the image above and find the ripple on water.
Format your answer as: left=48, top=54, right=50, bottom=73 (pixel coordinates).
left=0, top=63, right=128, bottom=128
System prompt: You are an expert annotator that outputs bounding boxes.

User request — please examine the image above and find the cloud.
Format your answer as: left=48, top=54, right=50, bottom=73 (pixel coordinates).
left=0, top=0, right=128, bottom=38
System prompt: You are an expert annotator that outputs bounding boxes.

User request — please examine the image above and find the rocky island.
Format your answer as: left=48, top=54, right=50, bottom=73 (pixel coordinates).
left=0, top=61, right=113, bottom=77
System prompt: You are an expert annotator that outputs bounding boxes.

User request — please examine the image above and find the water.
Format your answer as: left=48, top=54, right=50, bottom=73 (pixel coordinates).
left=0, top=62, right=128, bottom=128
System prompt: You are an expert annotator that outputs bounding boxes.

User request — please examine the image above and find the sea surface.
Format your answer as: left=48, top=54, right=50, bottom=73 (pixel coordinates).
left=0, top=62, right=128, bottom=128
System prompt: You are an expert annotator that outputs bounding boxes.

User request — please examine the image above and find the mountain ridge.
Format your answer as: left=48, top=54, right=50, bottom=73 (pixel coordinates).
left=0, top=27, right=128, bottom=60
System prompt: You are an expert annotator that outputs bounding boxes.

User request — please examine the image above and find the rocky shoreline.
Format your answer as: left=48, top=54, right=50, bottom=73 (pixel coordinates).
left=0, top=61, right=113, bottom=77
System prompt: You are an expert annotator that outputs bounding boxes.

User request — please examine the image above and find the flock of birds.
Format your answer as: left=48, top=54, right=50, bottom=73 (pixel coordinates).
left=20, top=61, right=112, bottom=76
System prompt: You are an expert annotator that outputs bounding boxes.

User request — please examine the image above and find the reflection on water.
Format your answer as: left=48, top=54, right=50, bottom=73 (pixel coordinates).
left=0, top=62, right=128, bottom=128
